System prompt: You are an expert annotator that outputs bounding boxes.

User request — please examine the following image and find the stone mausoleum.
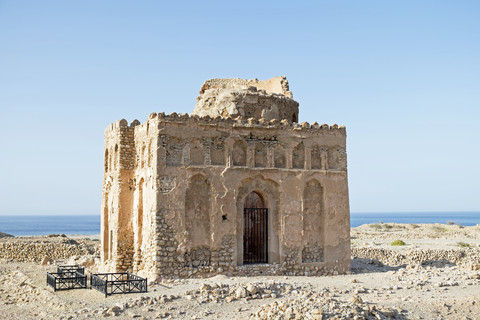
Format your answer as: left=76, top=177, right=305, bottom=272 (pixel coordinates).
left=101, top=76, right=350, bottom=280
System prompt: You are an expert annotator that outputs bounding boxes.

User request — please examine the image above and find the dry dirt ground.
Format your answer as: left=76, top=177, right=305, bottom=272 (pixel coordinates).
left=1, top=223, right=480, bottom=320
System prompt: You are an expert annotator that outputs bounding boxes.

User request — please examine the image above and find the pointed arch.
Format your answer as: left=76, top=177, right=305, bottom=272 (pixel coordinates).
left=236, top=176, right=280, bottom=265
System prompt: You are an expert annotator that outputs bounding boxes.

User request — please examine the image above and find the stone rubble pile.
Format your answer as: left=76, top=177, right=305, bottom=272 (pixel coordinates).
left=352, top=247, right=480, bottom=269
left=184, top=281, right=305, bottom=303
left=385, top=264, right=480, bottom=289
left=0, top=236, right=97, bottom=262
left=95, top=294, right=182, bottom=318
left=250, top=292, right=402, bottom=320
left=0, top=270, right=67, bottom=314
left=351, top=224, right=480, bottom=240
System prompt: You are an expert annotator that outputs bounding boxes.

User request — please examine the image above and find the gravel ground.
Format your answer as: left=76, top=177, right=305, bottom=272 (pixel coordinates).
left=1, top=223, right=479, bottom=320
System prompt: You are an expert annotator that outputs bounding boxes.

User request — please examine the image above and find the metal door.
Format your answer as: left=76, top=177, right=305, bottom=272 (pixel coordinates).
left=243, top=208, right=268, bottom=264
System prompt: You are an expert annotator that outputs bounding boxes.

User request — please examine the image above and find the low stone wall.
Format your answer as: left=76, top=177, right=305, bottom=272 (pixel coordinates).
left=0, top=238, right=97, bottom=262
left=352, top=247, right=480, bottom=269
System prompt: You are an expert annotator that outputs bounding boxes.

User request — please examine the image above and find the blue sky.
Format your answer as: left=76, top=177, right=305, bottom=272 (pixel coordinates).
left=0, top=0, right=479, bottom=215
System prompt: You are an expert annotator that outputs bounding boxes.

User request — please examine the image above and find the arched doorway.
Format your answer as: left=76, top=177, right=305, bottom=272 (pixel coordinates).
left=243, top=192, right=268, bottom=264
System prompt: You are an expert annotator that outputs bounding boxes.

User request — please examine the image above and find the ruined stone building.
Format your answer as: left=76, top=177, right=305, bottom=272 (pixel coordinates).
left=101, top=76, right=350, bottom=279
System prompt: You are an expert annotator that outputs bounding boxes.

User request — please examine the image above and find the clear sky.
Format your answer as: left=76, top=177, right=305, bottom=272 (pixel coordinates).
left=0, top=0, right=479, bottom=215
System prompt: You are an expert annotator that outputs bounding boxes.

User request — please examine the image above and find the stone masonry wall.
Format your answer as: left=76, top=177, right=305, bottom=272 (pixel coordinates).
left=102, top=77, right=351, bottom=280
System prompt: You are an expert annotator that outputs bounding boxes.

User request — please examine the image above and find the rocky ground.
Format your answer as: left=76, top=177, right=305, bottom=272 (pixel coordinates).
left=1, top=223, right=479, bottom=320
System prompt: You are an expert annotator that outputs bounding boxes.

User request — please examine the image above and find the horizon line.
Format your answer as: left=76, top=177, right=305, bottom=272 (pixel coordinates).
left=0, top=210, right=479, bottom=216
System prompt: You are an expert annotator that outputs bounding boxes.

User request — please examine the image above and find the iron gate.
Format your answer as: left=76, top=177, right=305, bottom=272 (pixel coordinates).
left=243, top=208, right=268, bottom=264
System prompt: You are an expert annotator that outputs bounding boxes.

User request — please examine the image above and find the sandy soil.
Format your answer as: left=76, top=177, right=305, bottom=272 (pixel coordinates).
left=1, top=223, right=479, bottom=320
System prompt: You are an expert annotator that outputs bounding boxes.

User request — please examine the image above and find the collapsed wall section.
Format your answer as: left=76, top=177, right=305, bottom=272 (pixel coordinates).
left=192, top=76, right=299, bottom=123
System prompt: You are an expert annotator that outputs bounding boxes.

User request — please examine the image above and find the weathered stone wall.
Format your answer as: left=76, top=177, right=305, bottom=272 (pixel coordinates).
left=101, top=77, right=351, bottom=280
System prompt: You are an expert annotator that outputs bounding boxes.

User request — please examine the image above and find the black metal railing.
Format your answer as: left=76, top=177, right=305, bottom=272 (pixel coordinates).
left=243, top=208, right=268, bottom=264
left=57, top=265, right=85, bottom=275
left=46, top=271, right=87, bottom=291
left=90, top=272, right=147, bottom=297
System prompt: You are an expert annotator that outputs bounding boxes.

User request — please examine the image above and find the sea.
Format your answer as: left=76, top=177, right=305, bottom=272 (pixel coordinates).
left=0, top=212, right=479, bottom=236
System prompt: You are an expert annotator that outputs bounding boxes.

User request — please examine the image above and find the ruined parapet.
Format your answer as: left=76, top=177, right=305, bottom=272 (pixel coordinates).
left=192, top=76, right=299, bottom=123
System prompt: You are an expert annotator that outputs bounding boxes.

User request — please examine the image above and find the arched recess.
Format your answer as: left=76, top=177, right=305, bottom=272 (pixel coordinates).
left=302, top=179, right=324, bottom=262
left=141, top=143, right=146, bottom=168
left=108, top=148, right=112, bottom=172
left=211, top=140, right=225, bottom=165
left=254, top=143, right=267, bottom=167
left=104, top=149, right=109, bottom=172
left=243, top=191, right=268, bottom=264
left=292, top=142, right=305, bottom=169
left=233, top=140, right=247, bottom=166
left=328, top=147, right=339, bottom=169
left=311, top=146, right=321, bottom=169
left=166, top=137, right=184, bottom=166
left=134, top=178, right=145, bottom=268
left=184, top=174, right=211, bottom=267
left=274, top=144, right=286, bottom=168
left=114, top=144, right=118, bottom=170
left=190, top=140, right=204, bottom=165
left=185, top=174, right=211, bottom=247
left=102, top=185, right=110, bottom=261
left=147, top=141, right=152, bottom=167
left=236, top=176, right=280, bottom=265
